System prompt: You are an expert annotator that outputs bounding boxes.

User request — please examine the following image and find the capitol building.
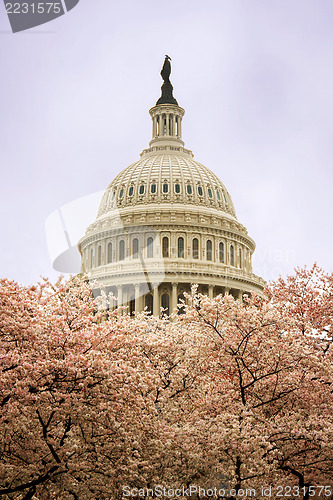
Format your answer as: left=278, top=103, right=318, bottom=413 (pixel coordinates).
left=78, top=57, right=265, bottom=316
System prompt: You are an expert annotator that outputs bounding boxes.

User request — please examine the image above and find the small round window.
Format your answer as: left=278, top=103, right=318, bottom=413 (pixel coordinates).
left=198, top=186, right=203, bottom=196
left=175, top=183, right=180, bottom=194
left=129, top=186, right=134, bottom=197
left=187, top=184, right=192, bottom=195
left=119, top=188, right=124, bottom=198
left=208, top=188, right=213, bottom=198
left=139, top=185, right=145, bottom=195
left=163, top=183, right=168, bottom=193
left=151, top=184, right=157, bottom=194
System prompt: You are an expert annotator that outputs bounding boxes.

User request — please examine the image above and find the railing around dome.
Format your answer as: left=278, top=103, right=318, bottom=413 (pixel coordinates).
left=89, top=259, right=265, bottom=290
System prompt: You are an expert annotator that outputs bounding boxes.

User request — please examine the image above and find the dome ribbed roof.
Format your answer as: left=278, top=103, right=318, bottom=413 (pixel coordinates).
left=96, top=57, right=237, bottom=221
left=97, top=153, right=236, bottom=218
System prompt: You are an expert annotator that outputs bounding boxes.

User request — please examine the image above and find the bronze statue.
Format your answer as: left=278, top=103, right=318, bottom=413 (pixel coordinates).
left=161, top=55, right=172, bottom=83
left=156, top=55, right=178, bottom=106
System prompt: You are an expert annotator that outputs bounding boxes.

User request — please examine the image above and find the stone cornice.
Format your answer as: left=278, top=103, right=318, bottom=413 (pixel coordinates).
left=79, top=203, right=256, bottom=252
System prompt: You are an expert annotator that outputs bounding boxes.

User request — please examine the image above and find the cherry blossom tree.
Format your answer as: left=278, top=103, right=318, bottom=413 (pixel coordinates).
left=176, top=278, right=333, bottom=498
left=0, top=277, right=164, bottom=498
left=0, top=266, right=332, bottom=499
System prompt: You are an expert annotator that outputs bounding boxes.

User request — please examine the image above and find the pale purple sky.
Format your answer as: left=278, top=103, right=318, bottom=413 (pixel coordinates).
left=1, top=0, right=332, bottom=285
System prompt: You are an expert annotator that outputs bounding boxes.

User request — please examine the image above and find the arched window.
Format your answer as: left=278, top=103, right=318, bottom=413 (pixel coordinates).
left=198, top=186, right=203, bottom=196
left=107, top=242, right=112, bottom=263
left=162, top=237, right=169, bottom=258
left=119, top=188, right=124, bottom=198
left=230, top=245, right=234, bottom=266
left=139, top=185, right=145, bottom=195
left=187, top=184, right=192, bottom=195
left=98, top=245, right=102, bottom=266
left=119, top=240, right=125, bottom=261
left=129, top=186, right=134, bottom=197
left=178, top=237, right=184, bottom=258
left=147, top=237, right=154, bottom=258
left=193, top=238, right=199, bottom=259
left=219, top=242, right=224, bottom=263
left=238, top=248, right=242, bottom=268
left=177, top=293, right=185, bottom=315
left=145, top=294, right=153, bottom=315
left=151, top=184, right=157, bottom=194
left=132, top=238, right=139, bottom=259
left=163, top=183, right=168, bottom=193
left=216, top=189, right=221, bottom=201
left=175, top=183, right=181, bottom=194
left=208, top=188, right=213, bottom=198
left=161, top=293, right=169, bottom=316
left=206, top=240, right=212, bottom=261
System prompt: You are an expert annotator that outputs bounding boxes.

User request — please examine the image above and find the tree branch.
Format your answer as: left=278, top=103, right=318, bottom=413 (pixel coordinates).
left=0, top=466, right=60, bottom=495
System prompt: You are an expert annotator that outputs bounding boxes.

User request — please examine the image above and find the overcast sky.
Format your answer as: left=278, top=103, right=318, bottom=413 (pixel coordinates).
left=1, top=0, right=332, bottom=286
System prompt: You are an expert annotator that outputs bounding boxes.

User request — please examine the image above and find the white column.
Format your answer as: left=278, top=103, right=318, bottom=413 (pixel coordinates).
left=153, top=284, right=159, bottom=316
left=171, top=233, right=176, bottom=258
left=208, top=284, right=214, bottom=299
left=172, top=115, right=176, bottom=136
left=157, top=116, right=160, bottom=136
left=171, top=282, right=178, bottom=313
left=135, top=284, right=141, bottom=314
left=187, top=233, right=191, bottom=259
left=162, top=114, right=165, bottom=136
left=166, top=114, right=170, bottom=135
left=108, top=291, right=115, bottom=312
left=117, top=285, right=123, bottom=313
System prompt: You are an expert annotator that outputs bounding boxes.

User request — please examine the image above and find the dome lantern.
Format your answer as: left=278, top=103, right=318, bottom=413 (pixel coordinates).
left=148, top=56, right=185, bottom=149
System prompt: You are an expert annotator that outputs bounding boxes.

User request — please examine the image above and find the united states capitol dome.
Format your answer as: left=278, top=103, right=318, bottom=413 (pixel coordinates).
left=97, top=153, right=236, bottom=218
left=79, top=56, right=265, bottom=316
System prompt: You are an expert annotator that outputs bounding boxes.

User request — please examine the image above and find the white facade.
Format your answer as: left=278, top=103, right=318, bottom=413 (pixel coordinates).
left=78, top=67, right=265, bottom=316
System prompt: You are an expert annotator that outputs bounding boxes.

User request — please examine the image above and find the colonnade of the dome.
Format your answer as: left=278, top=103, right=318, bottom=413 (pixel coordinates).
left=97, top=281, right=245, bottom=318
left=149, top=104, right=184, bottom=146
left=80, top=213, right=265, bottom=316
left=82, top=230, right=252, bottom=273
